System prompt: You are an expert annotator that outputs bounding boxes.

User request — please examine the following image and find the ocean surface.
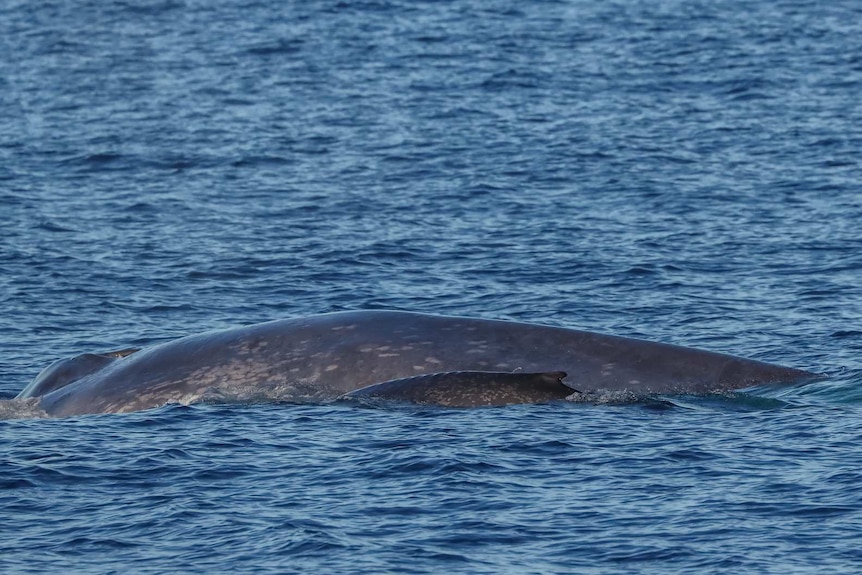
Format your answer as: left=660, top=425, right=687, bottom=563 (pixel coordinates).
left=2, top=0, right=861, bottom=572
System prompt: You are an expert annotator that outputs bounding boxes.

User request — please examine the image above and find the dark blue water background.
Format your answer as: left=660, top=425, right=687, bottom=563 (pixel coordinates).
left=2, top=0, right=861, bottom=573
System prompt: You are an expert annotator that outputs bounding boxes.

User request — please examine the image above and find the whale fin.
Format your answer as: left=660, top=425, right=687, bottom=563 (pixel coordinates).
left=343, top=370, right=576, bottom=407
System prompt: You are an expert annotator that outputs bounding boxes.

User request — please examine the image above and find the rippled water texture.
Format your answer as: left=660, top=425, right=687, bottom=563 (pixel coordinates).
left=1, top=0, right=861, bottom=573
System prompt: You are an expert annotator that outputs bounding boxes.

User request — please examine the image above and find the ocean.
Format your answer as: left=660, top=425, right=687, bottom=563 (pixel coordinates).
left=1, top=0, right=861, bottom=573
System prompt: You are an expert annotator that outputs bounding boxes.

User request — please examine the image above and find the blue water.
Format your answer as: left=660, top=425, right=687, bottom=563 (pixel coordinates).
left=2, top=0, right=861, bottom=572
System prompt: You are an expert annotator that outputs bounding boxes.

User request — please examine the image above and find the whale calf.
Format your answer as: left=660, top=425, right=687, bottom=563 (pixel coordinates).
left=16, top=310, right=818, bottom=416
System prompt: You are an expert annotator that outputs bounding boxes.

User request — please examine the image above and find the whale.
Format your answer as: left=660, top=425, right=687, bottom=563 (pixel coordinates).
left=16, top=310, right=819, bottom=417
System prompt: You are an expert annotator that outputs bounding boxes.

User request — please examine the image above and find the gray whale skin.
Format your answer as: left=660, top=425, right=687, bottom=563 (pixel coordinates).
left=17, top=310, right=818, bottom=416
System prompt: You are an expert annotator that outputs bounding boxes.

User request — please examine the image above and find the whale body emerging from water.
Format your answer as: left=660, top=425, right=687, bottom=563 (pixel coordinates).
left=16, top=310, right=818, bottom=416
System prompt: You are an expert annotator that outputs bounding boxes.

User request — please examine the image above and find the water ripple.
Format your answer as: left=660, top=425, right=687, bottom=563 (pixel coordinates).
left=2, top=0, right=862, bottom=573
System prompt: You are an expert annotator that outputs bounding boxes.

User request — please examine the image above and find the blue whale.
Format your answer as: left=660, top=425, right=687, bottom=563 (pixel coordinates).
left=16, top=311, right=818, bottom=416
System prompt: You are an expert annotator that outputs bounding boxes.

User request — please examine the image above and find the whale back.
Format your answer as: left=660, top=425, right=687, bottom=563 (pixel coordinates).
left=30, top=311, right=820, bottom=417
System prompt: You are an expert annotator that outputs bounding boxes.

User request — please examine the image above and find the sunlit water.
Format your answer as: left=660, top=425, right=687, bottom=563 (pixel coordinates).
left=2, top=0, right=861, bottom=573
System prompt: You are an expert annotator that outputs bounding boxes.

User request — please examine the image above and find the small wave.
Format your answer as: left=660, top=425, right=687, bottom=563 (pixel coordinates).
left=658, top=392, right=792, bottom=412
left=245, top=39, right=304, bottom=56
left=566, top=388, right=797, bottom=411
left=785, top=373, right=862, bottom=405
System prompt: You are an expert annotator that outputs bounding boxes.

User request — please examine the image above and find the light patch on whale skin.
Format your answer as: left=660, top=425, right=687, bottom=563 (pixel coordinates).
left=172, top=357, right=292, bottom=401
left=114, top=390, right=206, bottom=414
left=425, top=356, right=442, bottom=365
left=325, top=364, right=339, bottom=372
left=466, top=340, right=489, bottom=355
left=88, top=376, right=209, bottom=415
left=233, top=337, right=275, bottom=357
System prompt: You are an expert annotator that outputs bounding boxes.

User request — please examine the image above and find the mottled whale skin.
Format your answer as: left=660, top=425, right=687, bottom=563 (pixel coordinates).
left=344, top=371, right=576, bottom=407
left=18, top=310, right=818, bottom=416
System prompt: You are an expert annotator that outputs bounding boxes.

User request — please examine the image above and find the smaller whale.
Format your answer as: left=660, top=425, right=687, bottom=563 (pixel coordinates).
left=18, top=348, right=139, bottom=398
left=343, top=371, right=577, bottom=406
